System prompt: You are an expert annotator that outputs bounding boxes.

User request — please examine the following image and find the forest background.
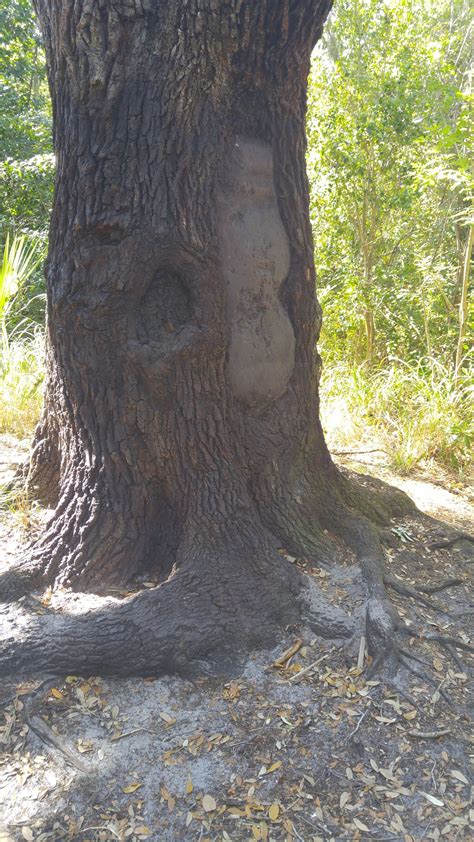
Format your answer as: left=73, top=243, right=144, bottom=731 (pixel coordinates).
left=0, top=0, right=472, bottom=479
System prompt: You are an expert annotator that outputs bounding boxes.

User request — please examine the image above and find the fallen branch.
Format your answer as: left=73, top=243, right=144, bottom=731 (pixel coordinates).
left=357, top=634, right=366, bottom=670
left=27, top=714, right=89, bottom=772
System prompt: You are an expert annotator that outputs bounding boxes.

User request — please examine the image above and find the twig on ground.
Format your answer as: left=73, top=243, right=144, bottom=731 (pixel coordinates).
left=407, top=729, right=451, bottom=739
left=287, top=653, right=328, bottom=683
left=111, top=727, right=161, bottom=741
left=333, top=448, right=387, bottom=456
left=357, top=622, right=366, bottom=670
left=349, top=707, right=370, bottom=738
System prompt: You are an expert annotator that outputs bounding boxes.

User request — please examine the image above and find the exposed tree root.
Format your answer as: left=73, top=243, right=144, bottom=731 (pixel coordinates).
left=429, top=533, right=474, bottom=550
left=416, top=577, right=464, bottom=594
left=422, top=634, right=474, bottom=654
left=0, top=561, right=43, bottom=604
left=400, top=626, right=474, bottom=656
left=384, top=576, right=444, bottom=612
left=398, top=646, right=431, bottom=668
left=0, top=461, right=469, bottom=687
left=0, top=552, right=299, bottom=677
left=398, top=656, right=455, bottom=708
left=443, top=644, right=465, bottom=673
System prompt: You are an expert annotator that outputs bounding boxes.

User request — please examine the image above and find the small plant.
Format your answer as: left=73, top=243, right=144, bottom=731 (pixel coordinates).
left=0, top=232, right=43, bottom=349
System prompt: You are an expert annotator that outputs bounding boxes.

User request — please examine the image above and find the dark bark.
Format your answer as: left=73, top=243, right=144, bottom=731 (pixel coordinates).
left=0, top=0, right=415, bottom=678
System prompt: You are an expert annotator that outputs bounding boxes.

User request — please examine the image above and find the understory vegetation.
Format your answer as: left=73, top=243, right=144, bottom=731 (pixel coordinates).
left=0, top=0, right=472, bottom=475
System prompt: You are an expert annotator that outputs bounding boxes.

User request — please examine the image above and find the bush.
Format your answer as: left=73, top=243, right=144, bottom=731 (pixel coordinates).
left=0, top=153, right=54, bottom=241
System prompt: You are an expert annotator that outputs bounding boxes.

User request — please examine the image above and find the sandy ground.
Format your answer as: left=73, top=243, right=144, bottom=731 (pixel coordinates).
left=0, top=435, right=472, bottom=842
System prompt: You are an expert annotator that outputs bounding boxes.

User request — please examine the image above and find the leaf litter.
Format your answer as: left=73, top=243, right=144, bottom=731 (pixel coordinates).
left=0, top=460, right=473, bottom=840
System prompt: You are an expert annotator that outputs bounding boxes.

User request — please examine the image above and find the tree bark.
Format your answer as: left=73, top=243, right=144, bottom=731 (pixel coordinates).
left=0, top=0, right=414, bottom=678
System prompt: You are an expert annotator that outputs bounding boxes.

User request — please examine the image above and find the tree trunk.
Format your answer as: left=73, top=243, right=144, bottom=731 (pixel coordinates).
left=0, top=0, right=414, bottom=677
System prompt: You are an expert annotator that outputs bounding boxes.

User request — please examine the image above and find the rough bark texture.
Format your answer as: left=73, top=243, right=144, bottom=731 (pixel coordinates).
left=0, top=0, right=415, bottom=678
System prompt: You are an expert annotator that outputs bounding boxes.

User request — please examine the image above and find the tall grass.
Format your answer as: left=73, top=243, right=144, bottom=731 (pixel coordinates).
left=0, top=234, right=45, bottom=437
left=0, top=328, right=44, bottom=436
left=320, top=358, right=473, bottom=476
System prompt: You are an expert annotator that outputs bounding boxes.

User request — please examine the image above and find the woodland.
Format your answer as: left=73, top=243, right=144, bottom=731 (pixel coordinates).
left=0, top=1, right=472, bottom=841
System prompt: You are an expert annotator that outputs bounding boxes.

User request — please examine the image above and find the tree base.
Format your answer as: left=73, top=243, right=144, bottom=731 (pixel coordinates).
left=1, top=465, right=448, bottom=682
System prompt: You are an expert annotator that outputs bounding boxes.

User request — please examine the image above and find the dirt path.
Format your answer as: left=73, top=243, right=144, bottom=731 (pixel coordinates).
left=336, top=448, right=473, bottom=531
left=0, top=436, right=472, bottom=842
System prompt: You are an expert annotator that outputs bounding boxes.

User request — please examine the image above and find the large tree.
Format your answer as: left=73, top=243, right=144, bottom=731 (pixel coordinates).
left=0, top=0, right=416, bottom=677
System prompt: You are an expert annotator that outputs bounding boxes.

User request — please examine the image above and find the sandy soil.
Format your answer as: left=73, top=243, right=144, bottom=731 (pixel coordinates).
left=0, top=436, right=472, bottom=842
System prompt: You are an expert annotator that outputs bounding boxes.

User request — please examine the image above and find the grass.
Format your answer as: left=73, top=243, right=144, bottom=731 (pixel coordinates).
left=0, top=328, right=44, bottom=437
left=320, top=357, right=473, bottom=477
left=0, top=232, right=45, bottom=437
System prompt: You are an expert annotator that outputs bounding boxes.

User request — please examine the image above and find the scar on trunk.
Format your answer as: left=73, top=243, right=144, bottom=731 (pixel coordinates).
left=218, top=136, right=295, bottom=410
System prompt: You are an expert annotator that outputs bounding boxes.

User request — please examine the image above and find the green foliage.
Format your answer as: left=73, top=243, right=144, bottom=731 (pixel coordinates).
left=0, top=0, right=53, bottom=244
left=0, top=154, right=54, bottom=240
left=0, top=0, right=51, bottom=161
left=0, top=232, right=43, bottom=335
left=308, top=0, right=473, bottom=369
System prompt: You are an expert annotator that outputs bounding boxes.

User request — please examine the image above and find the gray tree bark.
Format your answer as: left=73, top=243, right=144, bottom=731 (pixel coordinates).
left=0, top=0, right=413, bottom=677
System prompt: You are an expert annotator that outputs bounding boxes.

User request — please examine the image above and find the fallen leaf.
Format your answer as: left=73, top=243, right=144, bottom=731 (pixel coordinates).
left=159, top=712, right=176, bottom=725
left=202, top=794, right=217, bottom=812
left=272, top=639, right=303, bottom=668
left=353, top=818, right=370, bottom=831
left=268, top=803, right=280, bottom=821
left=266, top=760, right=282, bottom=774
left=123, top=783, right=142, bottom=793
left=21, top=829, right=33, bottom=842
left=450, top=770, right=469, bottom=785
left=186, top=777, right=193, bottom=794
left=421, top=792, right=444, bottom=806
left=44, top=769, right=57, bottom=788
left=340, top=791, right=350, bottom=809
left=50, top=688, right=63, bottom=700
